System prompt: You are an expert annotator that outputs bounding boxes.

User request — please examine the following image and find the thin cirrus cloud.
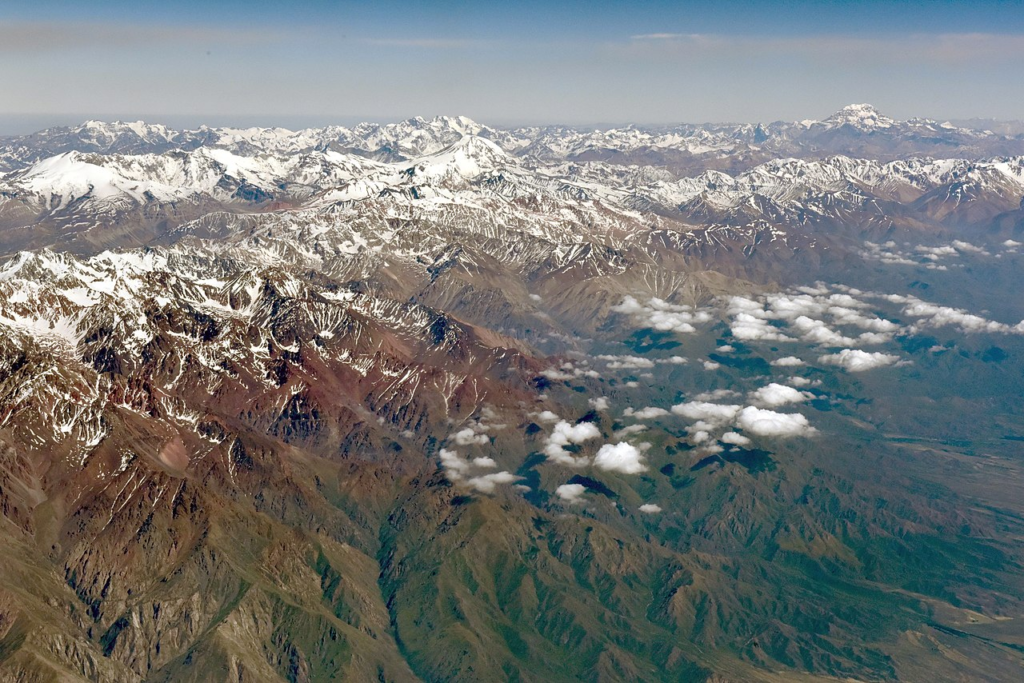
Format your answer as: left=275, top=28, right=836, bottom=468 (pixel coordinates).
left=361, top=38, right=493, bottom=49
left=609, top=32, right=1024, bottom=66
left=0, top=20, right=283, bottom=52
left=4, top=12, right=1024, bottom=124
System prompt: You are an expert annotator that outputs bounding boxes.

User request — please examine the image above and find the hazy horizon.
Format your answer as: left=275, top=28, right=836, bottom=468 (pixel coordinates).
left=3, top=0, right=1024, bottom=129
left=1, top=105, right=1022, bottom=137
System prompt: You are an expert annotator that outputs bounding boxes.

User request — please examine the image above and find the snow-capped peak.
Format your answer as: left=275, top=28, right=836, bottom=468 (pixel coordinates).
left=408, top=135, right=512, bottom=180
left=823, top=104, right=896, bottom=130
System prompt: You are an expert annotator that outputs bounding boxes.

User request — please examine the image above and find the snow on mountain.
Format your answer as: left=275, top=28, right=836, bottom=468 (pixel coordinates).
left=820, top=103, right=897, bottom=131
left=4, top=106, right=1021, bottom=176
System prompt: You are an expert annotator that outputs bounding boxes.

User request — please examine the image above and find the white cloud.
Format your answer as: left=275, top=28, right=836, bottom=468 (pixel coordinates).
left=626, top=406, right=669, bottom=420
left=720, top=431, right=752, bottom=446
left=671, top=401, right=742, bottom=427
left=540, top=368, right=574, bottom=380
left=543, top=420, right=601, bottom=466
left=818, top=348, right=900, bottom=372
left=440, top=448, right=517, bottom=492
left=791, top=315, right=857, bottom=347
left=451, top=427, right=490, bottom=446
left=749, top=382, right=813, bottom=407
left=612, top=295, right=713, bottom=335
left=765, top=293, right=828, bottom=321
left=631, top=33, right=687, bottom=40
left=703, top=360, right=721, bottom=370
left=589, top=396, right=611, bottom=411
left=593, top=442, right=647, bottom=473
left=827, top=306, right=899, bottom=333
left=735, top=406, right=816, bottom=437
left=771, top=356, right=805, bottom=366
left=613, top=424, right=648, bottom=438
left=729, top=311, right=794, bottom=342
left=951, top=240, right=989, bottom=255
left=551, top=420, right=601, bottom=444
left=466, top=471, right=520, bottom=493
left=439, top=447, right=469, bottom=479
left=555, top=483, right=586, bottom=502
left=541, top=362, right=601, bottom=380
left=535, top=410, right=560, bottom=423
left=915, top=244, right=958, bottom=259
left=638, top=503, right=662, bottom=513
left=861, top=241, right=948, bottom=269
left=597, top=354, right=655, bottom=369
left=902, top=299, right=1017, bottom=334
left=716, top=344, right=735, bottom=352
left=693, top=388, right=741, bottom=401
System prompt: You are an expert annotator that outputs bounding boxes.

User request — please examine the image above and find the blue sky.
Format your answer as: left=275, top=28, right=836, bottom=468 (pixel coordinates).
left=1, top=1, right=1022, bottom=130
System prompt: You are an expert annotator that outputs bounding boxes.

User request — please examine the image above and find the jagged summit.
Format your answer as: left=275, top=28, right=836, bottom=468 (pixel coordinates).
left=3, top=107, right=1021, bottom=175
left=823, top=103, right=896, bottom=130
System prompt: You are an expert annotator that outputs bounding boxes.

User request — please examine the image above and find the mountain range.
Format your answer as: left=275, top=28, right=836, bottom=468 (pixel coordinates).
left=1, top=105, right=1024, bottom=682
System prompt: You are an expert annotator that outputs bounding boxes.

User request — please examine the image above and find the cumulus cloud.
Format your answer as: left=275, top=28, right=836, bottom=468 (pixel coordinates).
left=451, top=427, right=490, bottom=446
left=720, top=431, right=752, bottom=446
left=673, top=400, right=745, bottom=443
left=728, top=310, right=794, bottom=342
left=614, top=424, right=648, bottom=438
left=439, top=448, right=519, bottom=493
left=624, top=406, right=669, bottom=420
left=593, top=442, right=647, bottom=473
left=862, top=240, right=967, bottom=270
left=716, top=344, right=735, bottom=352
left=638, top=503, right=662, bottom=513
left=555, top=483, right=586, bottom=502
left=703, top=360, right=721, bottom=370
left=693, top=389, right=741, bottom=401
left=951, top=240, right=989, bottom=256
left=827, top=306, right=899, bottom=334
left=589, top=396, right=611, bottom=411
left=535, top=410, right=560, bottom=423
left=735, top=406, right=816, bottom=437
left=540, top=368, right=574, bottom=380
left=860, top=241, right=920, bottom=267
left=466, top=471, right=521, bottom=493
left=901, top=299, right=1018, bottom=334
left=791, top=315, right=857, bottom=347
left=541, top=361, right=600, bottom=380
left=671, top=401, right=742, bottom=426
left=723, top=286, right=907, bottom=349
left=448, top=412, right=505, bottom=448
left=597, top=354, right=655, bottom=369
left=544, top=420, right=601, bottom=465
left=612, top=295, right=713, bottom=335
left=915, top=244, right=959, bottom=260
left=749, top=382, right=813, bottom=407
left=771, top=356, right=805, bottom=366
left=439, top=447, right=469, bottom=478
left=818, top=348, right=900, bottom=372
